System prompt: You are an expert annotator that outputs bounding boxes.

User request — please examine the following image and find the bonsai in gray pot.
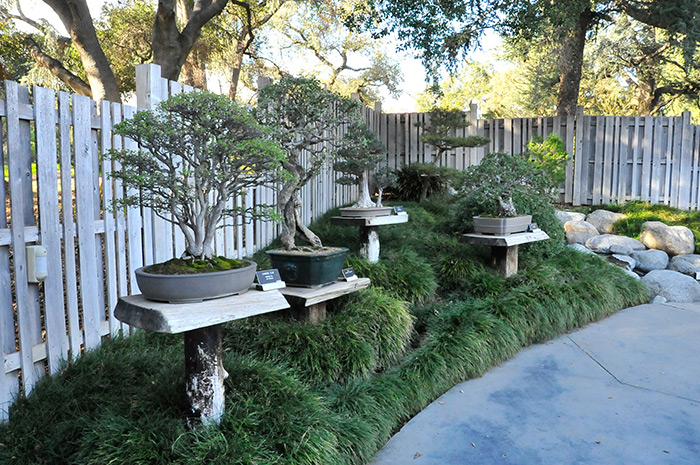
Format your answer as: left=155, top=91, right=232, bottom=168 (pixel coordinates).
left=255, top=76, right=362, bottom=286
left=109, top=91, right=285, bottom=302
left=460, top=151, right=554, bottom=234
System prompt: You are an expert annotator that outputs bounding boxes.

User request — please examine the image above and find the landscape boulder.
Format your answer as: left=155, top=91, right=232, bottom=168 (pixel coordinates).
left=641, top=269, right=700, bottom=303
left=585, top=234, right=646, bottom=255
left=564, top=220, right=599, bottom=245
left=629, top=249, right=669, bottom=273
left=668, top=254, right=700, bottom=277
left=640, top=221, right=694, bottom=256
left=556, top=211, right=586, bottom=224
left=586, top=209, right=626, bottom=234
left=609, top=254, right=635, bottom=270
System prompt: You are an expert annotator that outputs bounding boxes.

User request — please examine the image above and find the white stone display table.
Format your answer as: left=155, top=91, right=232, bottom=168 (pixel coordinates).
left=115, top=290, right=289, bottom=426
left=460, top=230, right=550, bottom=277
left=330, top=214, right=408, bottom=263
left=280, top=277, right=371, bottom=322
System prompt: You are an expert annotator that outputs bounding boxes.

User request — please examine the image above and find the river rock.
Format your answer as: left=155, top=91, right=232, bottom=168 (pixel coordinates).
left=640, top=221, right=695, bottom=256
left=556, top=211, right=586, bottom=224
left=586, top=210, right=627, bottom=234
left=641, top=269, right=700, bottom=303
left=668, top=254, right=700, bottom=277
left=585, top=234, right=646, bottom=255
left=629, top=249, right=669, bottom=273
left=564, top=220, right=599, bottom=245
left=610, top=254, right=635, bottom=270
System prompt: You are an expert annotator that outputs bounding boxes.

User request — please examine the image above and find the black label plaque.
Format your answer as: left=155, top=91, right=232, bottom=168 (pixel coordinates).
left=341, top=267, right=358, bottom=281
left=256, top=269, right=285, bottom=290
left=393, top=206, right=406, bottom=214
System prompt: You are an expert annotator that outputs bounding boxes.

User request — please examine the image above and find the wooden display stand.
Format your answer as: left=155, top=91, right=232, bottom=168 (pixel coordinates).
left=330, top=214, right=408, bottom=263
left=114, top=290, right=289, bottom=426
left=280, top=277, right=371, bottom=323
left=460, top=230, right=549, bottom=277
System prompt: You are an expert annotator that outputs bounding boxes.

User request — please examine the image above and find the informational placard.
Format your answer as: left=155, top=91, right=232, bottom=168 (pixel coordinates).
left=341, top=267, right=358, bottom=281
left=393, top=206, right=407, bottom=215
left=527, top=223, right=540, bottom=232
left=256, top=269, right=286, bottom=291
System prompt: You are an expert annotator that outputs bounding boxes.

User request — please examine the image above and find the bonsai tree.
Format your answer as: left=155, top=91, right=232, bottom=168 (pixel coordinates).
left=373, top=164, right=397, bottom=207
left=333, top=121, right=386, bottom=208
left=109, top=91, right=285, bottom=263
left=255, top=75, right=363, bottom=250
left=460, top=152, right=554, bottom=217
left=414, top=108, right=490, bottom=202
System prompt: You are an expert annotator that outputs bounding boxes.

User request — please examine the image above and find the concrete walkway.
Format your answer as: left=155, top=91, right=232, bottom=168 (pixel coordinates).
left=371, top=302, right=700, bottom=465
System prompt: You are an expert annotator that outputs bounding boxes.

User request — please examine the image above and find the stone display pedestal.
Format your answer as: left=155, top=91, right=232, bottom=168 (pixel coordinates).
left=279, top=277, right=371, bottom=323
left=330, top=214, right=408, bottom=263
left=460, top=230, right=550, bottom=277
left=115, top=290, right=289, bottom=426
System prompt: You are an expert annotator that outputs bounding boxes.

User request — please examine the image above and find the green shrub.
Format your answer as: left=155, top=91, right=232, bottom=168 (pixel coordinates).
left=393, top=163, right=463, bottom=202
left=525, top=134, right=569, bottom=185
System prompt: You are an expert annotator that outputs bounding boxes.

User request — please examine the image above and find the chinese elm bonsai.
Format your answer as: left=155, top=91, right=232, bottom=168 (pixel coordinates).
left=109, top=91, right=285, bottom=267
left=256, top=75, right=363, bottom=250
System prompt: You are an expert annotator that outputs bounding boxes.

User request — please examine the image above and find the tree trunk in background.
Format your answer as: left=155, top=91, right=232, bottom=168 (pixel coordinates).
left=556, top=9, right=593, bottom=116
left=42, top=0, right=121, bottom=102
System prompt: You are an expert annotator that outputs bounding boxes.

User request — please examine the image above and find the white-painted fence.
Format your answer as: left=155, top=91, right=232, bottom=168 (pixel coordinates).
left=0, top=64, right=357, bottom=421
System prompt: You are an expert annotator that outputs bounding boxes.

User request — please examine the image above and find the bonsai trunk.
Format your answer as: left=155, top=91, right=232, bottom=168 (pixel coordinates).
left=353, top=171, right=376, bottom=208
left=419, top=175, right=430, bottom=203
left=279, top=185, right=322, bottom=250
left=497, top=197, right=518, bottom=218
left=376, top=187, right=385, bottom=207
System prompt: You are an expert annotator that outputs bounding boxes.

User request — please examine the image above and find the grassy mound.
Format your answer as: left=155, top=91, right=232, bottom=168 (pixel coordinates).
left=0, top=198, right=648, bottom=465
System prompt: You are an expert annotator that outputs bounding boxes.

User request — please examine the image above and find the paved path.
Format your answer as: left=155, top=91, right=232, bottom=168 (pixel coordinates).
left=371, top=302, right=700, bottom=464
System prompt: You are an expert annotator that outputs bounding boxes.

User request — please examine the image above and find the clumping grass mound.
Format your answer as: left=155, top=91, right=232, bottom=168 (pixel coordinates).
left=0, top=197, right=649, bottom=465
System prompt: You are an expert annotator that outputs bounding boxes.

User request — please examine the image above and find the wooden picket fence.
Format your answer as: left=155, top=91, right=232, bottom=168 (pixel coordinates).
left=0, top=64, right=357, bottom=421
left=378, top=105, right=700, bottom=209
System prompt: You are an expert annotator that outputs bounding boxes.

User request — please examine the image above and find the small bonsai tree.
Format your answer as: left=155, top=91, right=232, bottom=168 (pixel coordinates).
left=373, top=164, right=397, bottom=207
left=109, top=91, right=285, bottom=262
left=255, top=76, right=363, bottom=250
left=414, top=108, right=490, bottom=201
left=459, top=152, right=554, bottom=217
left=333, top=122, right=386, bottom=208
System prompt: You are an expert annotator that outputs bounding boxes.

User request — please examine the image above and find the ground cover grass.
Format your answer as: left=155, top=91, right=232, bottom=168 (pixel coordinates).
left=578, top=200, right=700, bottom=252
left=0, top=198, right=648, bottom=465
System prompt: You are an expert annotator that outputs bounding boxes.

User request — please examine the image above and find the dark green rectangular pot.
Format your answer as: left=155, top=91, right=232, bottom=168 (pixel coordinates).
left=266, top=247, right=348, bottom=288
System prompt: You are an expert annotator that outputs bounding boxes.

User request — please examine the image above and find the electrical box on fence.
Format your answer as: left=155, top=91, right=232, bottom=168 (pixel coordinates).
left=26, top=245, right=48, bottom=283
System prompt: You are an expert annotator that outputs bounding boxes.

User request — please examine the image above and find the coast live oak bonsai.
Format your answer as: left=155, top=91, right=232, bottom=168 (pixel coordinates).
left=109, top=91, right=285, bottom=300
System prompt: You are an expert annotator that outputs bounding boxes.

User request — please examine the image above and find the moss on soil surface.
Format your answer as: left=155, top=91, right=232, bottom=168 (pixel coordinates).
left=144, top=256, right=247, bottom=274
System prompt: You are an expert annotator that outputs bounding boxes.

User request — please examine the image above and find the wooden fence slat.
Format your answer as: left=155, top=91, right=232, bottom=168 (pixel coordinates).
left=573, top=108, right=586, bottom=205
left=110, top=103, right=129, bottom=313
left=592, top=116, right=605, bottom=204
left=99, top=101, right=120, bottom=337
left=34, top=86, right=69, bottom=371
left=617, top=117, right=630, bottom=202
left=73, top=95, right=101, bottom=350
left=641, top=116, right=654, bottom=201
left=630, top=117, right=642, bottom=199
left=564, top=114, right=574, bottom=203
left=602, top=116, right=615, bottom=203
left=0, top=88, right=18, bottom=420
left=5, top=81, right=40, bottom=393
left=122, top=105, right=144, bottom=295
left=679, top=112, right=693, bottom=209
left=650, top=117, right=664, bottom=203
left=669, top=117, right=683, bottom=207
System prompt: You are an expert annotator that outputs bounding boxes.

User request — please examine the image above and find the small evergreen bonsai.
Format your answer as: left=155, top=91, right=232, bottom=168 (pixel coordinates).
left=333, top=122, right=386, bottom=208
left=109, top=91, right=285, bottom=263
left=255, top=76, right=363, bottom=250
left=415, top=108, right=490, bottom=201
left=373, top=165, right=398, bottom=207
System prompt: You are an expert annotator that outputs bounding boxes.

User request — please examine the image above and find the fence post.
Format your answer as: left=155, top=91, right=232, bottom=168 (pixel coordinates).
left=573, top=106, right=585, bottom=206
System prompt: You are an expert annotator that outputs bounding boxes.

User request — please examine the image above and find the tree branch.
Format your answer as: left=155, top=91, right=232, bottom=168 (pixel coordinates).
left=23, top=36, right=92, bottom=97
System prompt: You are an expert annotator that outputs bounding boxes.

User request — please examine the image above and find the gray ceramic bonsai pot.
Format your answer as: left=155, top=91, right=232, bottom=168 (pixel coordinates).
left=135, top=259, right=257, bottom=303
left=266, top=247, right=348, bottom=288
left=473, top=215, right=532, bottom=235
left=339, top=206, right=393, bottom=217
